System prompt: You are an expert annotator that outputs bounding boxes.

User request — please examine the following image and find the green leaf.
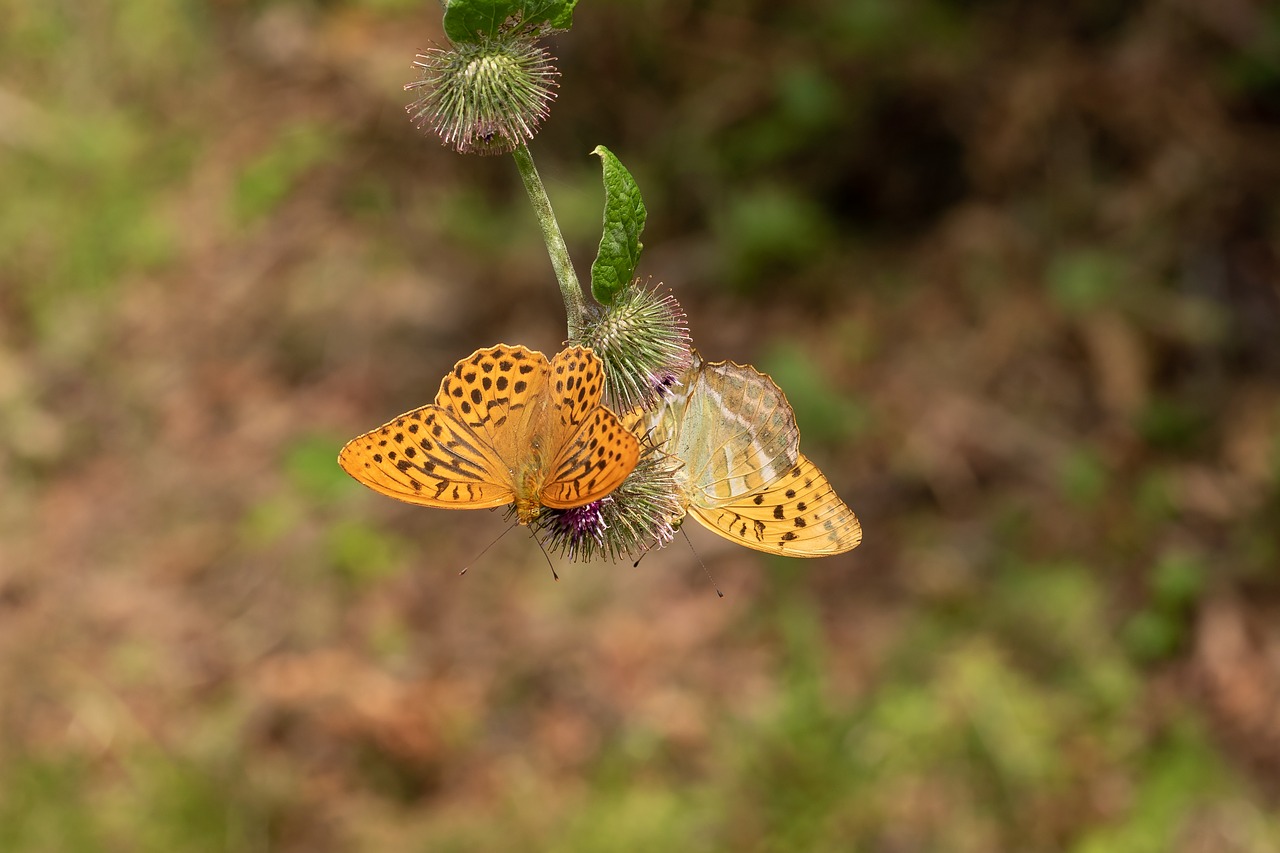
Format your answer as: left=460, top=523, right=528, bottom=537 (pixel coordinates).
left=443, top=0, right=577, bottom=44
left=590, top=145, right=647, bottom=305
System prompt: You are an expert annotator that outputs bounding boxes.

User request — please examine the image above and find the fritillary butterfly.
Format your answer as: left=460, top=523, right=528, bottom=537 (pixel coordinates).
left=339, top=344, right=640, bottom=524
left=635, top=352, right=862, bottom=557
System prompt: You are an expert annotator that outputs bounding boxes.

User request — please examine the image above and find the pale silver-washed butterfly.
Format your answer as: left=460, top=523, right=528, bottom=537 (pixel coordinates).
left=633, top=352, right=862, bottom=557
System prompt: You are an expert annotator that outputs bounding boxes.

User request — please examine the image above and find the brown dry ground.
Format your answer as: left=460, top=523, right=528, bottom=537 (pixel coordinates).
left=3, top=1, right=1280, bottom=850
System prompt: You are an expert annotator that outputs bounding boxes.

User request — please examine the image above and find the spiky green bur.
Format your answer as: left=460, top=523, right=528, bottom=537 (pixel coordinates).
left=406, top=36, right=558, bottom=156
left=577, top=280, right=692, bottom=414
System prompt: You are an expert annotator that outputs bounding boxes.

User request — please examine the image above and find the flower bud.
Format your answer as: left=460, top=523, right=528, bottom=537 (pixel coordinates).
left=406, top=35, right=558, bottom=156
left=577, top=279, right=692, bottom=414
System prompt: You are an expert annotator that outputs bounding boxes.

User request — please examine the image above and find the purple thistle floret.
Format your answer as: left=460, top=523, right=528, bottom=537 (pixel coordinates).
left=554, top=498, right=610, bottom=548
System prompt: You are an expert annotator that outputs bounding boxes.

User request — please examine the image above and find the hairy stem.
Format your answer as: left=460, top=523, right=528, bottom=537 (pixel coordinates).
left=511, top=144, right=586, bottom=339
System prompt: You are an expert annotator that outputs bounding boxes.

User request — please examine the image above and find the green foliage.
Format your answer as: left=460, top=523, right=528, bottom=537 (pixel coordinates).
left=1059, top=447, right=1111, bottom=507
left=113, top=755, right=269, bottom=853
left=326, top=519, right=408, bottom=586
left=714, top=186, right=833, bottom=288
left=1150, top=551, right=1207, bottom=611
left=237, top=495, right=302, bottom=548
left=435, top=186, right=540, bottom=255
left=1071, top=719, right=1231, bottom=853
left=589, top=145, right=647, bottom=306
left=554, top=787, right=707, bottom=853
left=340, top=175, right=397, bottom=220
left=233, top=123, right=339, bottom=225
left=1048, top=250, right=1127, bottom=315
left=677, top=564, right=1262, bottom=851
left=443, top=0, right=577, bottom=43
left=285, top=434, right=356, bottom=502
left=1136, top=397, right=1212, bottom=453
left=760, top=343, right=870, bottom=445
left=0, top=750, right=271, bottom=853
left=0, top=756, right=101, bottom=851
left=353, top=0, right=422, bottom=11
left=1134, top=468, right=1178, bottom=524
left=726, top=66, right=844, bottom=171
left=0, top=0, right=203, bottom=336
left=831, top=0, right=971, bottom=56
left=0, top=118, right=187, bottom=335
left=776, top=66, right=842, bottom=130
left=1212, top=5, right=1280, bottom=96
left=1124, top=551, right=1207, bottom=664
left=108, top=0, right=208, bottom=82
left=1122, top=609, right=1183, bottom=664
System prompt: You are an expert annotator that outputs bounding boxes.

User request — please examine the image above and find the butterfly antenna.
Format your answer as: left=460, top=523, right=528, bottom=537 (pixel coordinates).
left=681, top=528, right=723, bottom=598
left=459, top=521, right=518, bottom=576
left=633, top=538, right=657, bottom=568
left=531, top=530, right=560, bottom=582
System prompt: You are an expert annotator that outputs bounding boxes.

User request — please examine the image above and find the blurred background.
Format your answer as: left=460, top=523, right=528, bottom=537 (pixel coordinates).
left=3, top=0, right=1280, bottom=849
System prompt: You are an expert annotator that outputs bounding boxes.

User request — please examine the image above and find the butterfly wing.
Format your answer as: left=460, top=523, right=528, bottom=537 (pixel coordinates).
left=620, top=406, right=649, bottom=439
left=635, top=351, right=861, bottom=557
left=433, top=344, right=551, bottom=463
left=540, top=347, right=640, bottom=508
left=676, top=358, right=800, bottom=508
left=687, top=454, right=862, bottom=557
left=337, top=344, right=550, bottom=509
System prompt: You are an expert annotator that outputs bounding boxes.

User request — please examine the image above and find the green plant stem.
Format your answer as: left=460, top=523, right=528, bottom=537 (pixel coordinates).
left=511, top=144, right=586, bottom=339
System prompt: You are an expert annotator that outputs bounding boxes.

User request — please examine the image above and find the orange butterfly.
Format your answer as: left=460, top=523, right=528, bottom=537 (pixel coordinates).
left=339, top=344, right=640, bottom=524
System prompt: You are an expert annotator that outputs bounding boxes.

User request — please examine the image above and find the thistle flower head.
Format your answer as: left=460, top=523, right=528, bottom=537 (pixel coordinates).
left=534, top=442, right=683, bottom=562
left=577, top=279, right=692, bottom=413
left=553, top=498, right=611, bottom=545
left=406, top=34, right=559, bottom=156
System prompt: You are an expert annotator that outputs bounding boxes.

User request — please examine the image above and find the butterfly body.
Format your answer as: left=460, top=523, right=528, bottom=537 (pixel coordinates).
left=637, top=352, right=862, bottom=557
left=340, top=344, right=640, bottom=524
